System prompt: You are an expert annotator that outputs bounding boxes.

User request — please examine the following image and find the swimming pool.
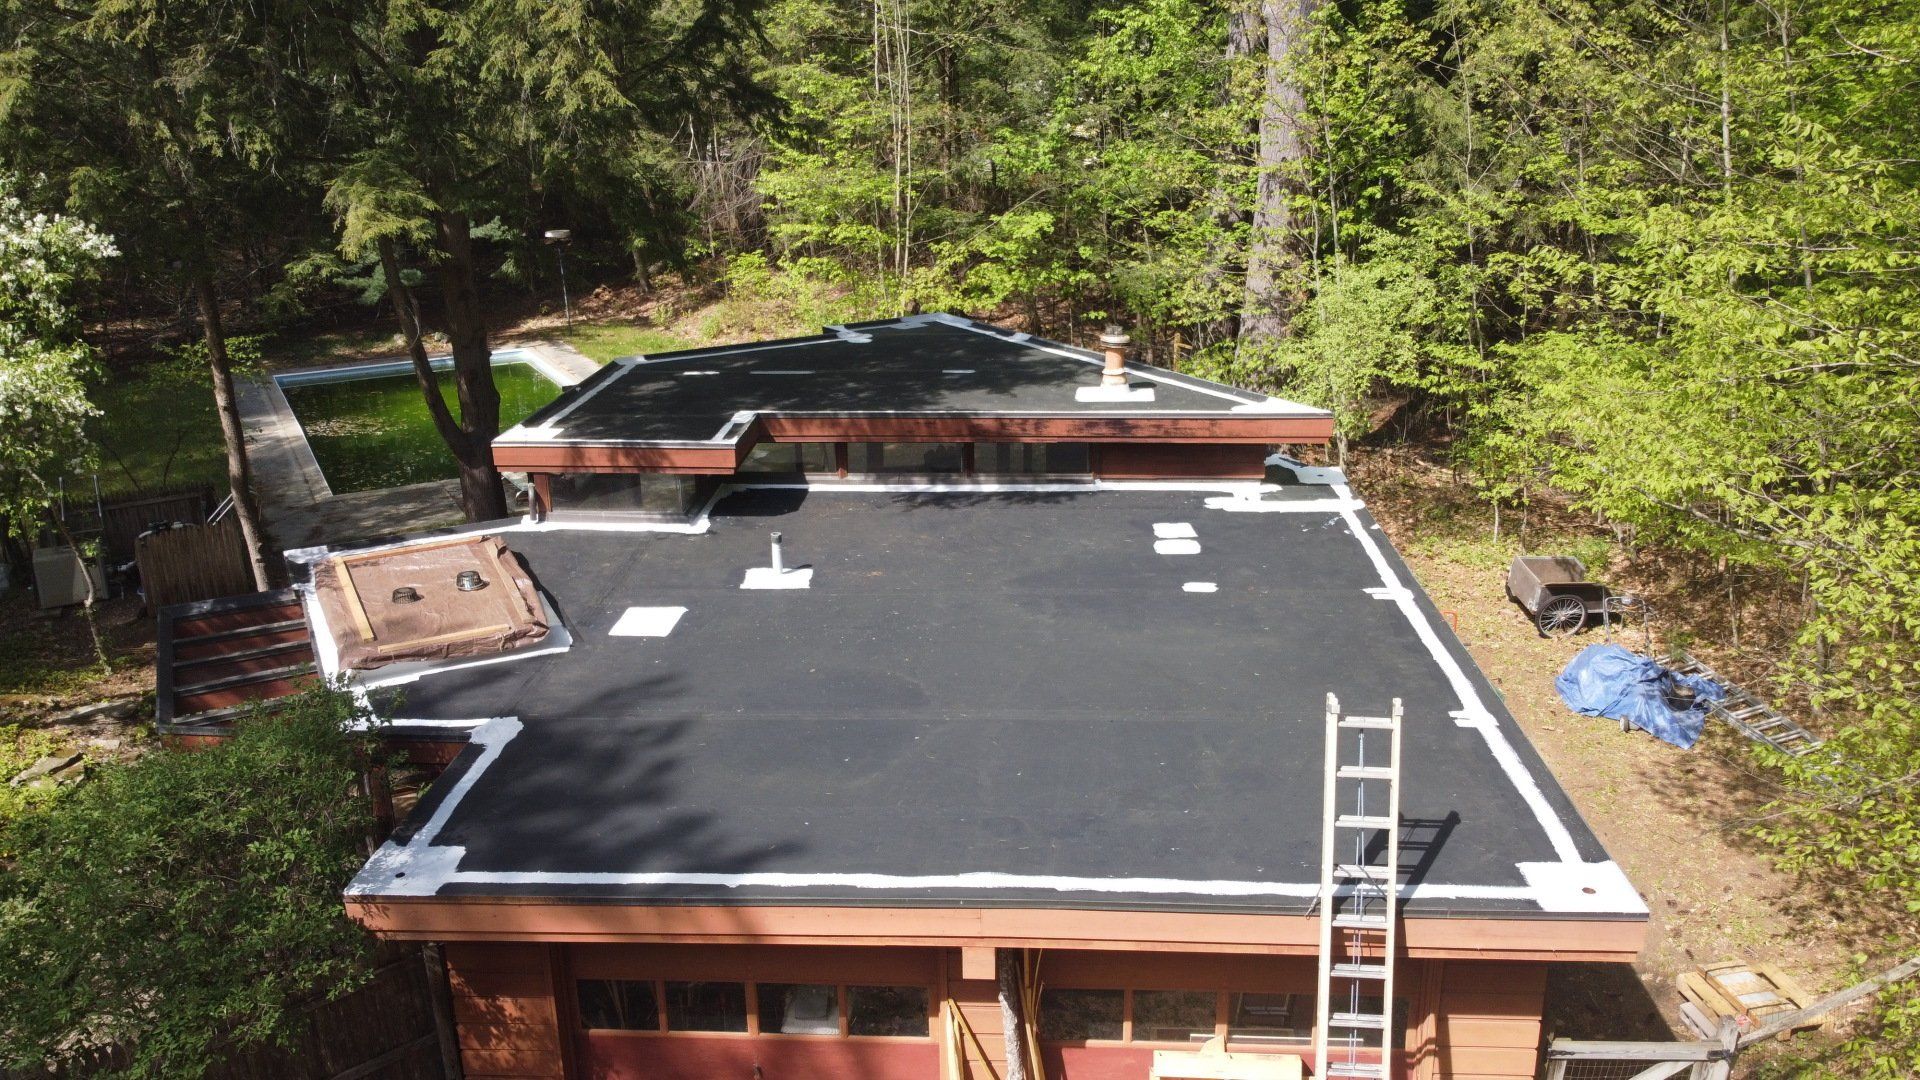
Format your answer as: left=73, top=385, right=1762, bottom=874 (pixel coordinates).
left=277, top=352, right=564, bottom=494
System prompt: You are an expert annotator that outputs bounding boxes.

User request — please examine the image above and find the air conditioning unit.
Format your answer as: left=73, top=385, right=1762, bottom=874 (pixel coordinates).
left=33, top=546, right=106, bottom=610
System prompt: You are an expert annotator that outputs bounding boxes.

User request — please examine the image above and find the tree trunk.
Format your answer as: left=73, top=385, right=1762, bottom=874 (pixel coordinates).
left=191, top=272, right=274, bottom=590
left=997, top=949, right=1029, bottom=1080
left=379, top=238, right=473, bottom=461
left=432, top=211, right=509, bottom=522
left=1242, top=0, right=1318, bottom=343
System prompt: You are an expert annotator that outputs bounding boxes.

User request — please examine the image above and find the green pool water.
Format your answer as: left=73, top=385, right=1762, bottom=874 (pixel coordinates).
left=282, top=361, right=560, bottom=493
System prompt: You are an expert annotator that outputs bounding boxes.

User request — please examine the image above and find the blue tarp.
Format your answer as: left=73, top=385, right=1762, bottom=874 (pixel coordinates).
left=1555, top=644, right=1724, bottom=749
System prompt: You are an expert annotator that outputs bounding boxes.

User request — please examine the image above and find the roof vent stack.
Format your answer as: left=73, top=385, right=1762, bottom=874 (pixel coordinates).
left=1099, top=325, right=1132, bottom=387
left=770, top=532, right=785, bottom=575
left=1077, top=323, right=1155, bottom=403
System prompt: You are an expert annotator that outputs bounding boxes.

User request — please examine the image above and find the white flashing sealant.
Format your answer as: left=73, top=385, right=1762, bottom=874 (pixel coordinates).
left=942, top=368, right=976, bottom=375
left=516, top=515, right=714, bottom=535
left=509, top=356, right=638, bottom=435
left=742, top=566, right=814, bottom=590
left=347, top=716, right=523, bottom=896
left=1153, top=522, right=1197, bottom=539
left=1331, top=482, right=1584, bottom=865
left=366, top=716, right=499, bottom=730
left=301, top=584, right=343, bottom=678
left=610, top=606, right=687, bottom=638
left=1183, top=582, right=1219, bottom=594
left=1518, top=861, right=1647, bottom=914
left=1203, top=494, right=1366, bottom=514
left=384, top=863, right=1585, bottom=906
left=1154, top=539, right=1203, bottom=556
left=737, top=479, right=1269, bottom=496
left=1075, top=384, right=1158, bottom=403
left=1265, top=454, right=1347, bottom=485
left=752, top=369, right=817, bottom=376
left=624, top=334, right=847, bottom=365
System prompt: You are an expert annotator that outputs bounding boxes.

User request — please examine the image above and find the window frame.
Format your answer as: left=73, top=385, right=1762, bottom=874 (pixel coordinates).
left=576, top=978, right=935, bottom=1042
left=1038, top=986, right=1411, bottom=1052
left=1038, top=988, right=1227, bottom=1049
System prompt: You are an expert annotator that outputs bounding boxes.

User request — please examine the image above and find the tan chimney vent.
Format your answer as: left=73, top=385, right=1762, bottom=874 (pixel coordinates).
left=1075, top=323, right=1155, bottom=403
left=1099, top=325, right=1131, bottom=386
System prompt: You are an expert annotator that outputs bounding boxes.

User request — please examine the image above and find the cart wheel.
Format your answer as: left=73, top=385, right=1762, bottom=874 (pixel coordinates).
left=1536, top=596, right=1587, bottom=637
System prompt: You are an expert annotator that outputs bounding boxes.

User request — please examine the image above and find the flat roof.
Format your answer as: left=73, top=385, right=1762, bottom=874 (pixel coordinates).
left=496, top=313, right=1330, bottom=449
left=336, top=472, right=1643, bottom=921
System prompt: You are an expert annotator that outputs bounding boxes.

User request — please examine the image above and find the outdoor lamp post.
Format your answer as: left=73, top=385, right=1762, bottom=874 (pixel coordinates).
left=543, top=228, right=573, bottom=328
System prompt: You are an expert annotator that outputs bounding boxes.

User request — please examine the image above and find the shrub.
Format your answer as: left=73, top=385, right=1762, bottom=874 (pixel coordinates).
left=0, top=686, right=384, bottom=1077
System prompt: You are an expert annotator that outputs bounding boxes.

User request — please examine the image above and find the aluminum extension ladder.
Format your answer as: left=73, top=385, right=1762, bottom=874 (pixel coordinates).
left=1313, top=694, right=1404, bottom=1078
left=1667, top=649, right=1824, bottom=758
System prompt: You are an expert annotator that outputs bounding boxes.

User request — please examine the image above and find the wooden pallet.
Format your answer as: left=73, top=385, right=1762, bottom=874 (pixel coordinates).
left=1678, top=960, right=1821, bottom=1037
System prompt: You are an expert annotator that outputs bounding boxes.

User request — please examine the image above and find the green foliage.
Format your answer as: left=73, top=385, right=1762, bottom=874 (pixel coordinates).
left=0, top=176, right=113, bottom=531
left=85, top=364, right=227, bottom=498
left=0, top=686, right=384, bottom=1078
left=0, top=725, right=63, bottom=845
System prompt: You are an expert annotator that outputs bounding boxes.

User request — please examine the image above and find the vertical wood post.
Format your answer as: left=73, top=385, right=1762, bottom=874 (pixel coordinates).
left=421, top=944, right=464, bottom=1080
left=1702, top=1018, right=1739, bottom=1080
left=996, top=948, right=1029, bottom=1080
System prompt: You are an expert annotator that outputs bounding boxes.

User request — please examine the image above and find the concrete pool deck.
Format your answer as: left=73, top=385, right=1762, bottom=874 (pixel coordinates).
left=239, top=340, right=599, bottom=550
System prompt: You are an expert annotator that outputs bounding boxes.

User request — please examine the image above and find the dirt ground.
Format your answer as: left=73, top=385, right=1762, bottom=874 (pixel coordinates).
left=1349, top=452, right=1873, bottom=1070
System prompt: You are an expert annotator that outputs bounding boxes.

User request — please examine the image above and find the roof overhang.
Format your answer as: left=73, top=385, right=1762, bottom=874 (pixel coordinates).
left=345, top=896, right=1645, bottom=963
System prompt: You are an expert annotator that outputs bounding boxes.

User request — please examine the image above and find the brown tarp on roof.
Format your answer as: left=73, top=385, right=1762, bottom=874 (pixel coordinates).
left=311, top=535, right=549, bottom=671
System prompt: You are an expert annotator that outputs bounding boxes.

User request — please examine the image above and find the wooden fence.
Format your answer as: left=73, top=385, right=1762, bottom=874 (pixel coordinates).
left=136, top=517, right=254, bottom=611
left=98, top=487, right=214, bottom=562
left=6, top=952, right=454, bottom=1080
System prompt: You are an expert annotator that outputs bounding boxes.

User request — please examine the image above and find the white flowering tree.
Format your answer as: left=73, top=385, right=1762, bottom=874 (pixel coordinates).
left=0, top=177, right=117, bottom=591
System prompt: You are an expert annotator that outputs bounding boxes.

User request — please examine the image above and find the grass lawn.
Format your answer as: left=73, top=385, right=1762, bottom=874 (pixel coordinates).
left=86, top=372, right=228, bottom=500
left=81, top=319, right=686, bottom=501
left=266, top=324, right=407, bottom=370
left=561, top=321, right=690, bottom=364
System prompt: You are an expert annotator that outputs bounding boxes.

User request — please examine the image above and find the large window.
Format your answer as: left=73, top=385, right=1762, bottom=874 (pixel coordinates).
left=579, top=980, right=929, bottom=1039
left=848, top=986, right=931, bottom=1037
left=848, top=442, right=965, bottom=474
left=547, top=473, right=701, bottom=516
left=975, top=443, right=1091, bottom=475
left=1039, top=989, right=1125, bottom=1042
left=1039, top=987, right=1408, bottom=1048
left=758, top=983, right=838, bottom=1035
left=737, top=442, right=836, bottom=475
left=664, top=981, right=748, bottom=1032
left=578, top=979, right=660, bottom=1032
left=1226, top=992, right=1310, bottom=1047
left=1132, top=989, right=1217, bottom=1044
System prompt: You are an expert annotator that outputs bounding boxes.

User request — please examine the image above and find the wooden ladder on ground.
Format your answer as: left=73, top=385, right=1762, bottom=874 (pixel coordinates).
left=1314, top=693, right=1404, bottom=1079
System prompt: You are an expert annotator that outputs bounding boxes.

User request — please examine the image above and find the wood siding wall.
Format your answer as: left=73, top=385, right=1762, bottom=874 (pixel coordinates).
left=1425, top=961, right=1547, bottom=1080
left=444, top=943, right=1555, bottom=1080
left=445, top=943, right=570, bottom=1080
left=1094, top=443, right=1267, bottom=479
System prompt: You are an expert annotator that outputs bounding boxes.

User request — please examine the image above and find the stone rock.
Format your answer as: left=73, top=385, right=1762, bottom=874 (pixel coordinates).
left=47, top=698, right=142, bottom=726
left=9, top=751, right=84, bottom=787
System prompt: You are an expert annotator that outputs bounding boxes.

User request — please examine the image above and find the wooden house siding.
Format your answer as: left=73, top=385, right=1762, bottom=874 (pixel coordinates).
left=445, top=944, right=568, bottom=1080
left=437, top=943, right=1560, bottom=1080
